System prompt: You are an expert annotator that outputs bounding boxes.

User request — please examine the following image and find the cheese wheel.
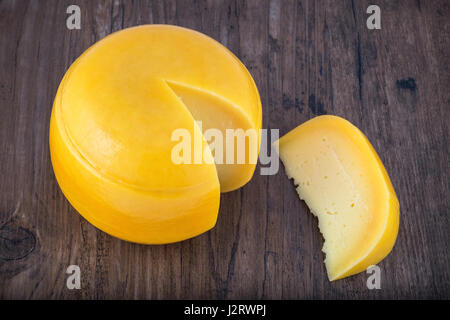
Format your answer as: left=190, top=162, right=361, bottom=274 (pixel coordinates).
left=50, top=25, right=262, bottom=244
left=276, top=115, right=399, bottom=280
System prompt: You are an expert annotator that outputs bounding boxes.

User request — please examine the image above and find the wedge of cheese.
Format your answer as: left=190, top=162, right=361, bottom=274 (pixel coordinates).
left=276, top=115, right=399, bottom=280
left=49, top=25, right=262, bottom=244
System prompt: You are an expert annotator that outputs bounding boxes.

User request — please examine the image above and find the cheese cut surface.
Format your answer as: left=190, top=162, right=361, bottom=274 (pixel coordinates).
left=166, top=80, right=258, bottom=192
left=276, top=115, right=399, bottom=280
left=50, top=25, right=262, bottom=244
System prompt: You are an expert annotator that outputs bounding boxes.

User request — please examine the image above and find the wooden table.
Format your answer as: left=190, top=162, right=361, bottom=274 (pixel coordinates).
left=0, top=0, right=448, bottom=299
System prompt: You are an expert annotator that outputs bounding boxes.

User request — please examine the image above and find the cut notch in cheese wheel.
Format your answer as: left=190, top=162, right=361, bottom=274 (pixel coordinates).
left=49, top=25, right=262, bottom=244
left=276, top=115, right=399, bottom=280
left=166, top=80, right=258, bottom=192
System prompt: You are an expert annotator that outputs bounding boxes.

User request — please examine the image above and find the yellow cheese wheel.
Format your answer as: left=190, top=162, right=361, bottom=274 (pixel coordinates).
left=276, top=115, right=399, bottom=280
left=50, top=25, right=262, bottom=244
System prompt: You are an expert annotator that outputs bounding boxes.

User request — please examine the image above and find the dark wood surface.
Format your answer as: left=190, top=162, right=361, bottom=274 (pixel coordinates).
left=0, top=0, right=448, bottom=299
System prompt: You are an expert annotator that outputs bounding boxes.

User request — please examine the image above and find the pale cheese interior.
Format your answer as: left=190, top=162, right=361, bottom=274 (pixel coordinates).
left=278, top=123, right=383, bottom=280
left=166, top=81, right=258, bottom=192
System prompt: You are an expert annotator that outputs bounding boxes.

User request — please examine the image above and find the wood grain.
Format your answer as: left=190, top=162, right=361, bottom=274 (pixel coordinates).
left=0, top=0, right=448, bottom=299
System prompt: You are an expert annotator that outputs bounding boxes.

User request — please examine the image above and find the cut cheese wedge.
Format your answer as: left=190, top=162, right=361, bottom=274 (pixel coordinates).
left=276, top=115, right=399, bottom=280
left=49, top=25, right=262, bottom=244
